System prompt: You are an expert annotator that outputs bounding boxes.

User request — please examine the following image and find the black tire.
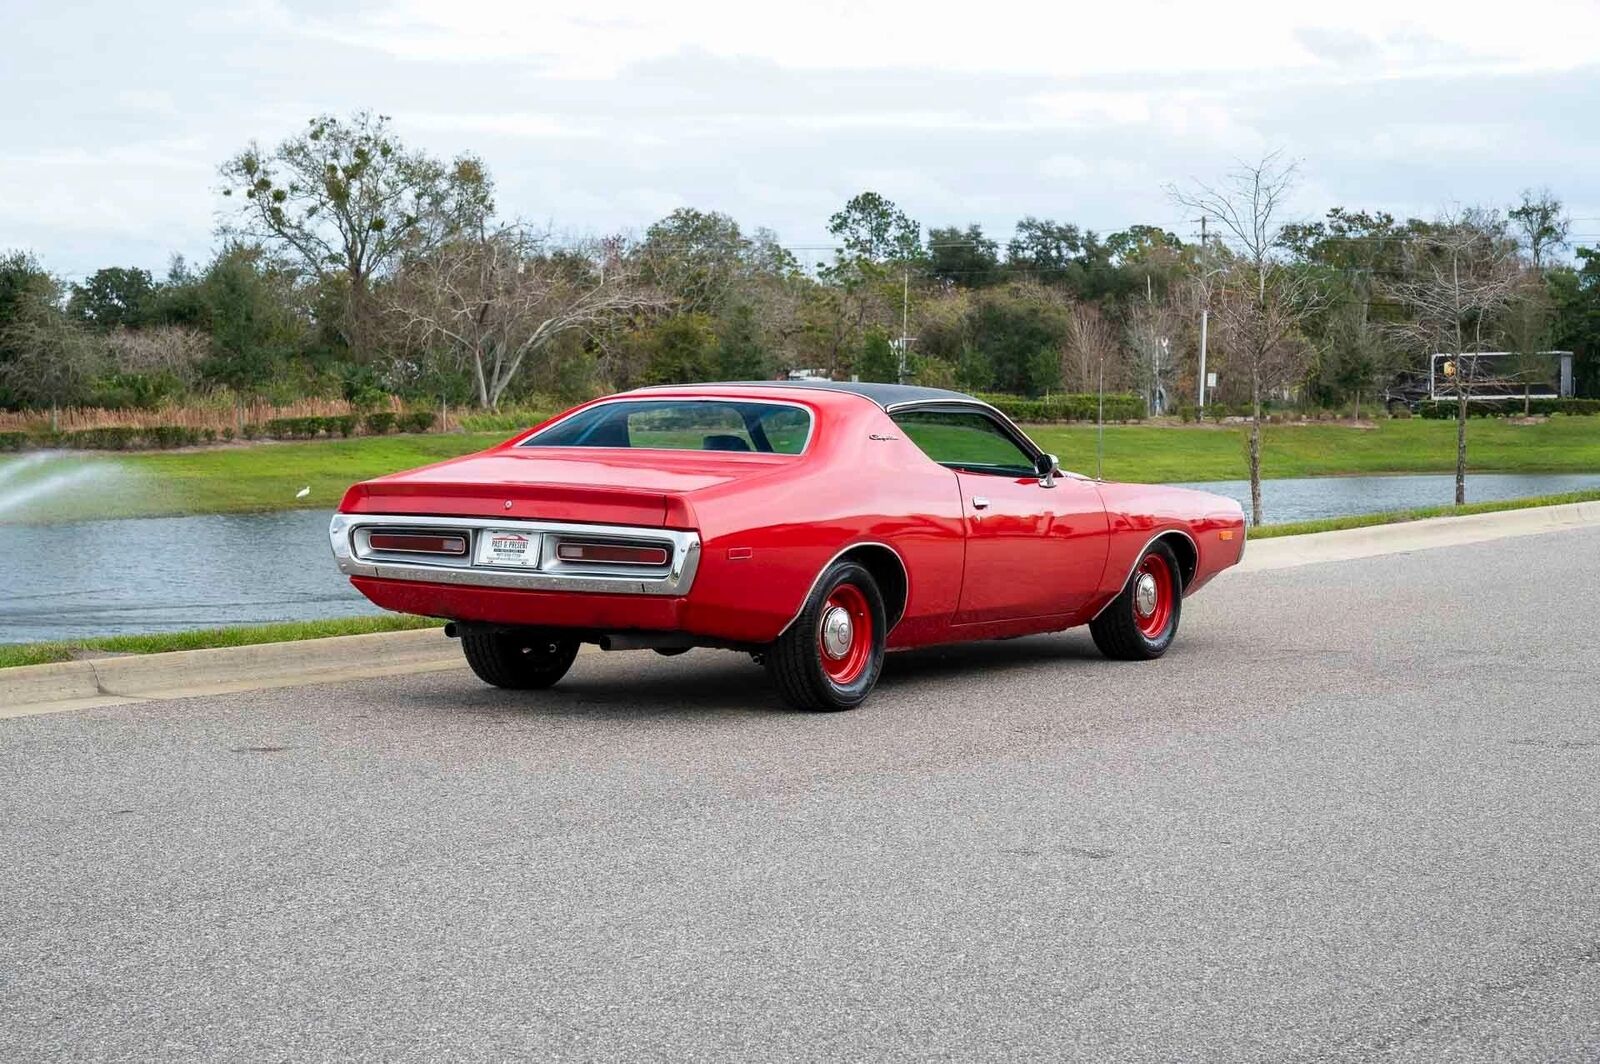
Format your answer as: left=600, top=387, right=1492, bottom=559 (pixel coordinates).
left=1089, top=540, right=1183, bottom=661
left=766, top=560, right=887, bottom=712
left=460, top=628, right=580, bottom=690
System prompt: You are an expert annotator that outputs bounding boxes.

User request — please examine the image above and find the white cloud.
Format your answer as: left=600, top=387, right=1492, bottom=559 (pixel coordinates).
left=6, top=0, right=1600, bottom=274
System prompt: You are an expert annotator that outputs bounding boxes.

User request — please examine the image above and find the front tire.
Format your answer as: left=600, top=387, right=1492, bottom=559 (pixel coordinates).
left=766, top=560, right=886, bottom=711
left=1089, top=541, right=1182, bottom=660
left=460, top=628, right=580, bottom=689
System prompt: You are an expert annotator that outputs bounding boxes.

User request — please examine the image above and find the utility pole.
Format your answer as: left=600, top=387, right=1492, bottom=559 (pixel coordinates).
left=1197, top=214, right=1209, bottom=411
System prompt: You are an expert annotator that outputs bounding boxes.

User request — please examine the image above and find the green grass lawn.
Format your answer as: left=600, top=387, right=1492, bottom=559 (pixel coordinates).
left=3, top=416, right=1599, bottom=523
left=0, top=614, right=442, bottom=670
left=2, top=432, right=512, bottom=523
left=1027, top=417, right=1600, bottom=483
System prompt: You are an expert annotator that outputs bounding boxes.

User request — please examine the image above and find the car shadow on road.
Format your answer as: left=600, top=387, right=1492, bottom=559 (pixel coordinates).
left=401, top=630, right=1106, bottom=720
left=878, top=631, right=1103, bottom=688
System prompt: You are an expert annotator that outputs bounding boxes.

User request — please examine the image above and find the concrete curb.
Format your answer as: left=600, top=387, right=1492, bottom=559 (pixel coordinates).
left=0, top=627, right=462, bottom=720
left=1239, top=499, right=1600, bottom=572
left=4, top=501, right=1598, bottom=719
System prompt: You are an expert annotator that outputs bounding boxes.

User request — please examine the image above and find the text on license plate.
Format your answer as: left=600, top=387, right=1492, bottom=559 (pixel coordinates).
left=476, top=530, right=541, bottom=568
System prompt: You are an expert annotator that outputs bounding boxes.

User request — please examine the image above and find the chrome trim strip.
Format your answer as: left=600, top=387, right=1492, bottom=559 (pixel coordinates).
left=513, top=395, right=817, bottom=455
left=774, top=540, right=910, bottom=638
left=330, top=513, right=701, bottom=596
left=1088, top=529, right=1201, bottom=621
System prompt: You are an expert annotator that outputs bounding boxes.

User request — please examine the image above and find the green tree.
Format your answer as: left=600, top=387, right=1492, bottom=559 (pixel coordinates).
left=198, top=246, right=305, bottom=402
left=640, top=208, right=750, bottom=314
left=0, top=250, right=55, bottom=333
left=827, top=191, right=923, bottom=266
left=67, top=267, right=155, bottom=330
left=927, top=224, right=999, bottom=287
left=1508, top=188, right=1569, bottom=271
left=1550, top=249, right=1600, bottom=397
left=0, top=298, right=103, bottom=421
left=220, top=111, right=493, bottom=356
left=1005, top=218, right=1118, bottom=299
left=643, top=314, right=719, bottom=384
left=955, top=343, right=993, bottom=392
left=969, top=286, right=1072, bottom=396
left=715, top=303, right=770, bottom=380
left=856, top=329, right=899, bottom=383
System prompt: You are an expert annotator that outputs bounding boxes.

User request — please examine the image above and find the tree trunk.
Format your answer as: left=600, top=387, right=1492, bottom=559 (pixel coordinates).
left=50, top=403, right=58, bottom=433
left=1523, top=384, right=1530, bottom=417
left=1352, top=389, right=1361, bottom=423
left=1455, top=388, right=1468, bottom=506
left=1249, top=373, right=1263, bottom=527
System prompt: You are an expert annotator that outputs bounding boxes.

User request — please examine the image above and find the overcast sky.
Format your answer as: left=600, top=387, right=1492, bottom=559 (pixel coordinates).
left=5, top=0, right=1600, bottom=279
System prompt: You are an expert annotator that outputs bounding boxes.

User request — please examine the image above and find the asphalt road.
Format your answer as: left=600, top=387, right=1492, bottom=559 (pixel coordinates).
left=3, top=528, right=1598, bottom=1063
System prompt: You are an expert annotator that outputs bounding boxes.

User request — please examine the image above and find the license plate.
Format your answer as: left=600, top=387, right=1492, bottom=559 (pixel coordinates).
left=476, top=530, right=541, bottom=568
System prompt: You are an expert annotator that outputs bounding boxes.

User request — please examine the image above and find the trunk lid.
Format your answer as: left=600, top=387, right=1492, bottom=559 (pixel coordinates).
left=343, top=447, right=791, bottom=527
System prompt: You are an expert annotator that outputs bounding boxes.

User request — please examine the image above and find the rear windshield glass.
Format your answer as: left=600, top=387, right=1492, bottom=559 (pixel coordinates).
left=521, top=400, right=811, bottom=454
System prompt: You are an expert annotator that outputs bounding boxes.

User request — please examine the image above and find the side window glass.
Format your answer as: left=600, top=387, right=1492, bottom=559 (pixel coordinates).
left=890, top=409, right=1035, bottom=476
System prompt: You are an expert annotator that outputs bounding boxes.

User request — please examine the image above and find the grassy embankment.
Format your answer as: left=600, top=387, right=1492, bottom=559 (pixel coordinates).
left=0, top=614, right=442, bottom=670
left=4, top=416, right=1600, bottom=523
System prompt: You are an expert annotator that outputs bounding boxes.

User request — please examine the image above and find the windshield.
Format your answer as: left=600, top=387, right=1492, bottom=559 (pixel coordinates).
left=521, top=399, right=811, bottom=454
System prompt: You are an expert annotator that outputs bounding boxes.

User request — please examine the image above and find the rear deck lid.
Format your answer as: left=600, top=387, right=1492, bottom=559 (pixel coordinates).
left=342, top=448, right=789, bottom=527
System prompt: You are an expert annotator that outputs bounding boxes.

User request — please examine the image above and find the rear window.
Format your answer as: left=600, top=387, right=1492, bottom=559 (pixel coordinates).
left=522, top=400, right=811, bottom=454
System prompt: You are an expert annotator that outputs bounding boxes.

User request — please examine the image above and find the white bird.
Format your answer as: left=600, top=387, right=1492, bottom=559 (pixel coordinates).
left=295, top=486, right=310, bottom=499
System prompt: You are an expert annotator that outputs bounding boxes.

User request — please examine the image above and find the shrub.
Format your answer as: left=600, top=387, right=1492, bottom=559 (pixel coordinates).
left=457, top=407, right=560, bottom=433
left=398, top=410, right=435, bottom=434
left=976, top=392, right=1147, bottom=422
left=331, top=414, right=359, bottom=437
left=0, top=432, right=26, bottom=452
left=363, top=411, right=398, bottom=435
left=1417, top=398, right=1600, bottom=418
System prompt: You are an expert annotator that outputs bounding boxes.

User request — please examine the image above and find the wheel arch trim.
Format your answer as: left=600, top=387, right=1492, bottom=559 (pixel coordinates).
left=775, top=541, right=910, bottom=640
left=1089, top=529, right=1199, bottom=621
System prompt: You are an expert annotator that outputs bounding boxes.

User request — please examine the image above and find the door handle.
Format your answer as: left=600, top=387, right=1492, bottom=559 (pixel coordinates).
left=972, top=496, right=990, bottom=510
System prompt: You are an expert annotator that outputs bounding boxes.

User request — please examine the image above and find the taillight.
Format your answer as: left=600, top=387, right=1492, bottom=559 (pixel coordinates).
left=555, top=542, right=670, bottom=565
left=368, top=532, right=468, bottom=556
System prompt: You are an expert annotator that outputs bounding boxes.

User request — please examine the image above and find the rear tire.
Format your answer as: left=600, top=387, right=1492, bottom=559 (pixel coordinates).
left=460, top=628, right=580, bottom=689
left=1089, top=541, right=1182, bottom=661
left=766, top=560, right=886, bottom=711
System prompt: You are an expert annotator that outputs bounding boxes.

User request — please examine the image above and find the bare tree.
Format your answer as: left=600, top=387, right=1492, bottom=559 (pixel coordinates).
left=105, top=325, right=209, bottom=385
left=388, top=227, right=661, bottom=410
left=220, top=112, right=493, bottom=356
left=0, top=310, right=103, bottom=428
left=1387, top=209, right=1525, bottom=504
left=1064, top=302, right=1118, bottom=393
left=1125, top=278, right=1181, bottom=415
left=1172, top=153, right=1319, bottom=525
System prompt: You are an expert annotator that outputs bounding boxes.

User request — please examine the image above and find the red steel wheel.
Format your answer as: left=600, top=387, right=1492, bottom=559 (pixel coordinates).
left=1089, top=538, right=1183, bottom=661
left=766, top=559, right=887, bottom=711
left=1131, top=551, right=1175, bottom=640
left=817, top=582, right=873, bottom=685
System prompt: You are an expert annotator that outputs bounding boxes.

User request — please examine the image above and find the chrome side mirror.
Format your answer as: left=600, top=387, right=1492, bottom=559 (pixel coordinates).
left=1036, top=452, right=1060, bottom=488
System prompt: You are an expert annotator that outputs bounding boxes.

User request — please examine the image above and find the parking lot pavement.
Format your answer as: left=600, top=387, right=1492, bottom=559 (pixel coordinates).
left=2, top=528, right=1597, bottom=1063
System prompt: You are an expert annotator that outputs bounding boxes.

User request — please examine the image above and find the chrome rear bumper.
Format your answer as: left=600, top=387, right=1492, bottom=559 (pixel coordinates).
left=329, top=514, right=701, bottom=596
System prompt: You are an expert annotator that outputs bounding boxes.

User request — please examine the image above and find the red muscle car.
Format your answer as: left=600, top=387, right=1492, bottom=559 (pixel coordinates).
left=331, top=382, right=1246, bottom=711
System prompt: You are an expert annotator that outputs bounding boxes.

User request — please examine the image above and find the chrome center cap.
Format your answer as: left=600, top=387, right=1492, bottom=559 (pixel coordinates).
left=820, top=606, right=854, bottom=659
left=1134, top=573, right=1160, bottom=617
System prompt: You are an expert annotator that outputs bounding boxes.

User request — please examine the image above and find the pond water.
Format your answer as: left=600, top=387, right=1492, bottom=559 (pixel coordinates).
left=3, top=464, right=1598, bottom=643
left=1170, top=472, right=1600, bottom=525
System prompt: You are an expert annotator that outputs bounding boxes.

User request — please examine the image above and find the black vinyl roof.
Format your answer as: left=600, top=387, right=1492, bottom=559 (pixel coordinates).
left=641, top=380, right=978, bottom=409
